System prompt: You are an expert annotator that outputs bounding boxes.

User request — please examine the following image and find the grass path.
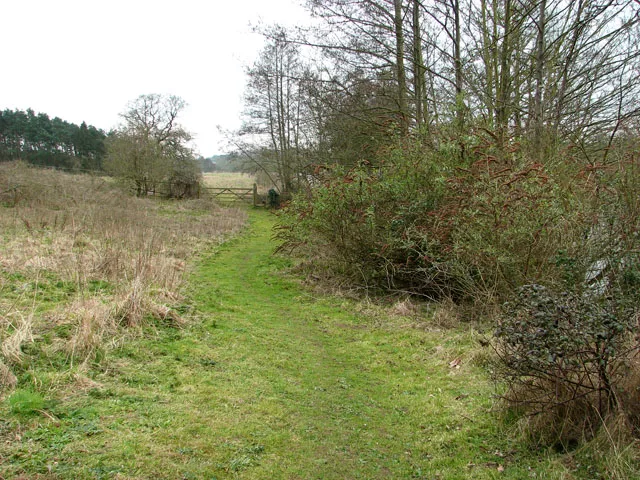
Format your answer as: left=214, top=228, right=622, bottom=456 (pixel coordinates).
left=2, top=209, right=566, bottom=479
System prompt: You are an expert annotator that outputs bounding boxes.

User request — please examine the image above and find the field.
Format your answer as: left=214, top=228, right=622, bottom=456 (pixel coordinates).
left=203, top=172, right=258, bottom=189
left=203, top=172, right=273, bottom=194
left=0, top=163, right=636, bottom=478
left=0, top=162, right=246, bottom=396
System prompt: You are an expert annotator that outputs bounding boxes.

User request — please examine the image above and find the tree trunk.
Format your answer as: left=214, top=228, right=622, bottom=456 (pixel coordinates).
left=453, top=0, right=464, bottom=129
left=480, top=0, right=494, bottom=126
left=533, top=0, right=547, bottom=161
left=412, top=0, right=427, bottom=130
left=496, top=0, right=513, bottom=150
left=394, top=0, right=409, bottom=133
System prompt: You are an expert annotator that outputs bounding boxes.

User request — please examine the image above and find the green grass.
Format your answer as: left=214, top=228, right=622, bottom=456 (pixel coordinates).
left=0, top=209, right=576, bottom=479
left=7, top=389, right=45, bottom=416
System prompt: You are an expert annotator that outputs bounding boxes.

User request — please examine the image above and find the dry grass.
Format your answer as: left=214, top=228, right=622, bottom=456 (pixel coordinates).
left=203, top=172, right=272, bottom=196
left=1, top=312, right=34, bottom=366
left=63, top=298, right=113, bottom=363
left=0, top=360, right=17, bottom=390
left=0, top=161, right=247, bottom=386
left=203, top=172, right=257, bottom=189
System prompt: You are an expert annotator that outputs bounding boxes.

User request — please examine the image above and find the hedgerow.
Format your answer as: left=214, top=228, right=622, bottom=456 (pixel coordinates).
left=277, top=130, right=586, bottom=300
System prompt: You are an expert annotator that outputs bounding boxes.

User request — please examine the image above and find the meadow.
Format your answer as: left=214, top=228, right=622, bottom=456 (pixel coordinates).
left=203, top=172, right=258, bottom=189
left=0, top=163, right=246, bottom=395
left=202, top=172, right=273, bottom=194
left=0, top=164, right=637, bottom=478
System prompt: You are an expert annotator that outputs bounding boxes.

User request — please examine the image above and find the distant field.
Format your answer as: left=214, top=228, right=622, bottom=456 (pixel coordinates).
left=203, top=172, right=257, bottom=189
left=203, top=172, right=272, bottom=195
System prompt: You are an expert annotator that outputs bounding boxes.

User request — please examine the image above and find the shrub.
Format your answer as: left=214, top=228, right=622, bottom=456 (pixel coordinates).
left=493, top=284, right=640, bottom=442
left=276, top=136, right=449, bottom=296
left=277, top=130, right=588, bottom=300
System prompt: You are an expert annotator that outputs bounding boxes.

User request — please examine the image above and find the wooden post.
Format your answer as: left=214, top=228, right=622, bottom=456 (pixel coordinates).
left=253, top=183, right=258, bottom=206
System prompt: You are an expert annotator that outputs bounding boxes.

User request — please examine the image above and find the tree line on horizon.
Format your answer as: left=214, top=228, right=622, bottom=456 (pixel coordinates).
left=0, top=105, right=233, bottom=183
left=0, top=108, right=106, bottom=171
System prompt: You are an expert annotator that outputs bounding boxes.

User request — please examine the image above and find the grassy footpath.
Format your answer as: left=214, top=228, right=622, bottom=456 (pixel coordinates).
left=1, top=209, right=569, bottom=479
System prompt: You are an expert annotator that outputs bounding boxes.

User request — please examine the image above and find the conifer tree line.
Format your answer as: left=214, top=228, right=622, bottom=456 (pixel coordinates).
left=0, top=108, right=106, bottom=171
left=238, top=0, right=640, bottom=190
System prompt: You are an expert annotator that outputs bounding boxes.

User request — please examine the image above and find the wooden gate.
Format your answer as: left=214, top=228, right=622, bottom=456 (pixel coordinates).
left=203, top=184, right=258, bottom=205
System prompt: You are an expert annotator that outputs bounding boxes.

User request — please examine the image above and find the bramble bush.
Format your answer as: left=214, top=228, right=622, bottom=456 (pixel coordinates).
left=277, top=128, right=640, bottom=447
left=276, top=130, right=587, bottom=300
left=276, top=135, right=450, bottom=296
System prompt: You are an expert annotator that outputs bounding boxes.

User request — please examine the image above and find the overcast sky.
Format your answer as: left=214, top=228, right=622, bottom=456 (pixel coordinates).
left=1, top=0, right=309, bottom=156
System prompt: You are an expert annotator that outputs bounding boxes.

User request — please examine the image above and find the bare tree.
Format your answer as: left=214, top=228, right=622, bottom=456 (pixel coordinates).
left=105, top=94, right=200, bottom=197
left=240, top=28, right=312, bottom=193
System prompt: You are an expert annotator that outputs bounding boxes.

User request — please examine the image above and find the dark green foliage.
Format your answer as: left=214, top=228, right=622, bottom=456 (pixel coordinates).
left=278, top=137, right=453, bottom=296
left=267, top=188, right=280, bottom=208
left=0, top=108, right=105, bottom=170
left=494, top=284, right=640, bottom=442
left=277, top=131, right=583, bottom=300
left=496, top=285, right=637, bottom=409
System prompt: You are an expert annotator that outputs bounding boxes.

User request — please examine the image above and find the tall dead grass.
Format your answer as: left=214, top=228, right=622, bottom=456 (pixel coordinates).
left=0, top=161, right=247, bottom=385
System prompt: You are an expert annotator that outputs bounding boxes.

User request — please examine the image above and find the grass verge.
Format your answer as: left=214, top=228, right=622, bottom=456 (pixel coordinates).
left=0, top=207, right=585, bottom=478
left=0, top=161, right=246, bottom=416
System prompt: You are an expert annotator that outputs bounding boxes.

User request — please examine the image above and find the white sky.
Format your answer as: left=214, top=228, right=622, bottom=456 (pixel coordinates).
left=0, top=0, right=309, bottom=156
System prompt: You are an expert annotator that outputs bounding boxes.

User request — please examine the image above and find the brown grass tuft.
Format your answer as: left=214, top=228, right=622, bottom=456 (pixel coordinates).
left=0, top=359, right=17, bottom=390
left=617, top=356, right=640, bottom=436
left=430, top=299, right=462, bottom=328
left=389, top=298, right=421, bottom=317
left=65, top=299, right=113, bottom=363
left=114, top=276, right=148, bottom=327
left=1, top=313, right=34, bottom=365
left=71, top=373, right=103, bottom=392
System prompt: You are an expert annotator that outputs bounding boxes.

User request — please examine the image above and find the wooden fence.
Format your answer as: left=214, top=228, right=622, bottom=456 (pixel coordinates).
left=202, top=184, right=259, bottom=205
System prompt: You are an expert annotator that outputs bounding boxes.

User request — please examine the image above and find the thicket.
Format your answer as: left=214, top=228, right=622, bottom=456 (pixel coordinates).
left=277, top=127, right=640, bottom=453
left=278, top=130, right=588, bottom=300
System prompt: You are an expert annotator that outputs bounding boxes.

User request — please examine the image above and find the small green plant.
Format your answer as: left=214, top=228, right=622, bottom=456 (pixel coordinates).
left=8, top=389, right=45, bottom=416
